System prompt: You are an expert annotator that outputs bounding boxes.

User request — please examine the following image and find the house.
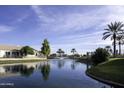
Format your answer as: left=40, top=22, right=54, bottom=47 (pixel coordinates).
left=0, top=45, right=43, bottom=58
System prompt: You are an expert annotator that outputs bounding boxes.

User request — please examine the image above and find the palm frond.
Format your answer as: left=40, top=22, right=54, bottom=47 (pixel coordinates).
left=102, top=34, right=111, bottom=40
left=103, top=31, right=111, bottom=35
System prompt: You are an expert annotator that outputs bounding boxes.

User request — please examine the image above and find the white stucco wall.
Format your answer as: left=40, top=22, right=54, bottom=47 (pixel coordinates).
left=25, top=54, right=36, bottom=58
left=0, top=50, right=6, bottom=57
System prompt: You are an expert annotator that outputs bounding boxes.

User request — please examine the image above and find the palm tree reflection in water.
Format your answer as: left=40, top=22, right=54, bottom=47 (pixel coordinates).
left=71, top=60, right=77, bottom=70
left=57, top=59, right=65, bottom=69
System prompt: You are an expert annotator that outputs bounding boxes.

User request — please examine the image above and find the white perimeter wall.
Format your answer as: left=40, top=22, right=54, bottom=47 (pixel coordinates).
left=0, top=50, right=6, bottom=57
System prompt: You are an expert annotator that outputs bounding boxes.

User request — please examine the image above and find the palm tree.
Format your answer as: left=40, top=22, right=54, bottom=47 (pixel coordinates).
left=57, top=49, right=65, bottom=57
left=103, top=21, right=124, bottom=57
left=116, top=35, right=124, bottom=55
left=105, top=46, right=111, bottom=52
left=71, top=48, right=77, bottom=55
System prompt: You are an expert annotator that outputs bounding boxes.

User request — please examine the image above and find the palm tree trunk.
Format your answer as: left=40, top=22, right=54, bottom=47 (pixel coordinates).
left=119, top=42, right=121, bottom=55
left=113, top=34, right=116, bottom=57
left=73, top=52, right=74, bottom=59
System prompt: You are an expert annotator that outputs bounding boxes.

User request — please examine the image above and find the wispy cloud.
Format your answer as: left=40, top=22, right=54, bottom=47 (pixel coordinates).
left=30, top=5, right=124, bottom=53
left=16, top=14, right=29, bottom=23
left=31, top=5, right=55, bottom=23
left=0, top=25, right=14, bottom=32
left=3, top=5, right=123, bottom=54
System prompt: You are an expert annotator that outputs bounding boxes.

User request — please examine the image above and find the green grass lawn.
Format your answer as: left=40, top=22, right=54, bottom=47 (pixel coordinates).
left=87, top=58, right=124, bottom=86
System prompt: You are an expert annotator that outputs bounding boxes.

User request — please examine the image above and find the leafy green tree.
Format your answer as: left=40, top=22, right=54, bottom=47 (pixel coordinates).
left=41, top=39, right=51, bottom=58
left=91, top=48, right=110, bottom=65
left=103, top=21, right=124, bottom=57
left=21, top=46, right=34, bottom=56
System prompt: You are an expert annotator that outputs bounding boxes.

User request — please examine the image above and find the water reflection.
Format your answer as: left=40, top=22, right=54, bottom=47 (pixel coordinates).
left=20, top=67, right=34, bottom=77
left=41, top=62, right=50, bottom=80
left=0, top=60, right=114, bottom=88
left=0, top=64, right=35, bottom=77
left=57, top=59, right=65, bottom=69
left=71, top=60, right=77, bottom=70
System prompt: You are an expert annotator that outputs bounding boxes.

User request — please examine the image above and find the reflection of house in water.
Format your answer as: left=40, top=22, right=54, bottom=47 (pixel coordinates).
left=0, top=66, right=20, bottom=78
left=0, top=62, right=46, bottom=78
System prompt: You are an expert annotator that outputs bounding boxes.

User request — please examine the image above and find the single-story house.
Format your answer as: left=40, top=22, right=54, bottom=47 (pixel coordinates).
left=0, top=44, right=44, bottom=58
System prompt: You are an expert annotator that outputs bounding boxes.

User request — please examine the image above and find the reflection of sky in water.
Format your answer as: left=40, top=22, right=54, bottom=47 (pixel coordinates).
left=0, top=59, right=111, bottom=88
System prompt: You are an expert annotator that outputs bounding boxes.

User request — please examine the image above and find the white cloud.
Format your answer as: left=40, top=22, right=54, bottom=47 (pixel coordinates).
left=31, top=6, right=104, bottom=35
left=30, top=6, right=124, bottom=53
left=31, top=5, right=55, bottom=23
left=0, top=25, right=14, bottom=32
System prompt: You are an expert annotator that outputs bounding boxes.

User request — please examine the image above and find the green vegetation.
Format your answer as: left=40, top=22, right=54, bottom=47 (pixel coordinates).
left=91, top=48, right=110, bottom=65
left=87, top=58, right=124, bottom=86
left=41, top=39, right=51, bottom=58
left=116, top=35, right=124, bottom=55
left=49, top=53, right=57, bottom=59
left=105, top=46, right=112, bottom=54
left=103, top=21, right=124, bottom=57
left=21, top=46, right=34, bottom=56
left=0, top=59, right=47, bottom=64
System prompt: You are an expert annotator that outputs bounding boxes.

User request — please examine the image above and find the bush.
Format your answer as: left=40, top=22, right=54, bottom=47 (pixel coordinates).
left=48, top=53, right=57, bottom=59
left=21, top=46, right=34, bottom=56
left=91, top=48, right=110, bottom=65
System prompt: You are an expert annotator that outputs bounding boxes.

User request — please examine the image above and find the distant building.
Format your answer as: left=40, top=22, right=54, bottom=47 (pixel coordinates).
left=0, top=45, right=43, bottom=58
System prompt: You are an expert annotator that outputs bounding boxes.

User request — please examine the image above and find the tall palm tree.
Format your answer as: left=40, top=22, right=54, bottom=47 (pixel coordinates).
left=116, top=35, right=124, bottom=55
left=57, top=49, right=64, bottom=57
left=103, top=21, right=124, bottom=57
left=71, top=48, right=77, bottom=55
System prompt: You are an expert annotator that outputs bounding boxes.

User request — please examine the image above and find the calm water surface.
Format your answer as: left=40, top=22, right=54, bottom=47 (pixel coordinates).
left=0, top=59, right=111, bottom=88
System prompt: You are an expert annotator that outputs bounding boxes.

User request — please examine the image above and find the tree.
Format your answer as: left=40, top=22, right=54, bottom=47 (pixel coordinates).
left=41, top=39, right=51, bottom=58
left=91, top=48, right=110, bottom=65
left=116, top=35, right=124, bottom=55
left=103, top=21, right=124, bottom=57
left=105, top=46, right=111, bottom=51
left=105, top=46, right=112, bottom=54
left=21, top=46, right=34, bottom=56
left=56, top=49, right=64, bottom=57
left=49, top=53, right=57, bottom=59
left=71, top=48, right=77, bottom=55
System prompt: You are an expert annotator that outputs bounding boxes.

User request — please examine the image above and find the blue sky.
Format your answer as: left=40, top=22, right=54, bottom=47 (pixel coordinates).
left=0, top=5, right=124, bottom=54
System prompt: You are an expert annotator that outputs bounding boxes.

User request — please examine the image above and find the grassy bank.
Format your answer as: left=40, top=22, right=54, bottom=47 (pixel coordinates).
left=0, top=58, right=47, bottom=64
left=76, top=57, right=92, bottom=64
left=87, top=58, right=124, bottom=87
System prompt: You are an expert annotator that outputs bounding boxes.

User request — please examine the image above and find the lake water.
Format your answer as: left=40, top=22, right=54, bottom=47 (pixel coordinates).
left=0, top=59, right=111, bottom=88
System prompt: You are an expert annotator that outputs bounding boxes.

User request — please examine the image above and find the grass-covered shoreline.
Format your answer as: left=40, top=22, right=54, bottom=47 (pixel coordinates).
left=87, top=58, right=124, bottom=87
left=0, top=58, right=47, bottom=64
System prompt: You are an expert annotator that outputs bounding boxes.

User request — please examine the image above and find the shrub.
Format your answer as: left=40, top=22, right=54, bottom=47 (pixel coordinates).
left=91, top=48, right=110, bottom=65
left=21, top=46, right=34, bottom=56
